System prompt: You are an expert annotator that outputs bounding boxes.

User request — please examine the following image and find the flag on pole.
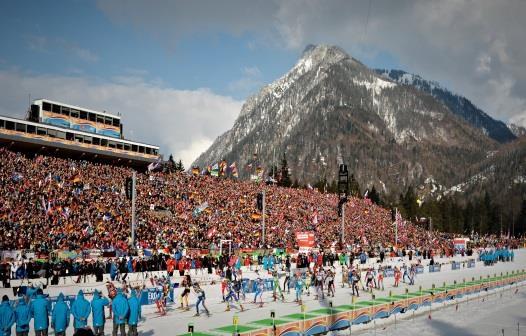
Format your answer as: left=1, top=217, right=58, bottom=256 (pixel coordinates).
left=211, top=163, right=219, bottom=177
left=229, top=162, right=238, bottom=178
left=219, top=160, right=227, bottom=176
left=312, top=210, right=318, bottom=224
left=148, top=157, right=162, bottom=172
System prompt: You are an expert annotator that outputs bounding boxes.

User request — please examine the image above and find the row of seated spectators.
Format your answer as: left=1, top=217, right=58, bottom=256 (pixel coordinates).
left=0, top=148, right=517, bottom=254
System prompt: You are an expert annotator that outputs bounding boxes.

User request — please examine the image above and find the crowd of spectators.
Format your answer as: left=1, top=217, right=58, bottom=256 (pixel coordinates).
left=0, top=148, right=520, bottom=256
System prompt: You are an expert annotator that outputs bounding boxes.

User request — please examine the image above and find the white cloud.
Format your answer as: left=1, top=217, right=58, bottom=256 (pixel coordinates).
left=476, top=54, right=491, bottom=75
left=243, top=66, right=261, bottom=77
left=509, top=113, right=526, bottom=128
left=227, top=66, right=263, bottom=96
left=26, top=35, right=99, bottom=62
left=0, top=70, right=243, bottom=166
left=67, top=45, right=99, bottom=63
left=96, top=0, right=526, bottom=123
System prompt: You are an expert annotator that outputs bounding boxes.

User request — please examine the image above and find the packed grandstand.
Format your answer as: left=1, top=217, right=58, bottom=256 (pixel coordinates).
left=0, top=146, right=521, bottom=257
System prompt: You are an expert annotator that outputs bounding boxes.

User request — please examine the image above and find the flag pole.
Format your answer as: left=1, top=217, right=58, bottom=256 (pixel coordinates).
left=131, top=170, right=136, bottom=248
left=262, top=189, right=266, bottom=247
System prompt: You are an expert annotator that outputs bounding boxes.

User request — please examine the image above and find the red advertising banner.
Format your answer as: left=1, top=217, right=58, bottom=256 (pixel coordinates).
left=296, top=231, right=315, bottom=248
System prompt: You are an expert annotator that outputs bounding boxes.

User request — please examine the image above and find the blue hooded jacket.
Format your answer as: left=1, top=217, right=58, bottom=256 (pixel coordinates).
left=25, top=287, right=37, bottom=301
left=14, top=298, right=31, bottom=333
left=30, top=294, right=50, bottom=331
left=0, top=300, right=15, bottom=336
left=127, top=291, right=141, bottom=326
left=110, top=262, right=118, bottom=280
left=127, top=257, right=133, bottom=273
left=111, top=291, right=129, bottom=325
left=71, top=290, right=90, bottom=329
left=91, top=291, right=109, bottom=327
left=51, top=293, right=70, bottom=333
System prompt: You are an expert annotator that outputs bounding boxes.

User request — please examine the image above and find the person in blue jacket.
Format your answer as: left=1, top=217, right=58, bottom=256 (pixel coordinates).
left=71, top=290, right=90, bottom=332
left=0, top=295, right=15, bottom=336
left=14, top=297, right=31, bottom=336
left=51, top=293, right=70, bottom=336
left=25, top=285, right=37, bottom=303
left=110, top=261, right=118, bottom=282
left=111, top=290, right=129, bottom=336
left=29, top=289, right=50, bottom=336
left=91, top=290, right=109, bottom=336
left=127, top=290, right=141, bottom=336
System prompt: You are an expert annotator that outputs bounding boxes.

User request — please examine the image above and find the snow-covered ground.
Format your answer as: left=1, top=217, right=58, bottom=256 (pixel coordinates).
left=354, top=285, right=526, bottom=336
left=1, top=250, right=525, bottom=335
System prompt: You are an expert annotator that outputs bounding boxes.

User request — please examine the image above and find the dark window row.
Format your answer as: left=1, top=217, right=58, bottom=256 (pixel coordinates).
left=42, top=102, right=120, bottom=127
left=0, top=119, right=158, bottom=156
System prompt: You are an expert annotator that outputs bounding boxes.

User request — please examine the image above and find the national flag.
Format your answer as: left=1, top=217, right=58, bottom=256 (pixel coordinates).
left=229, top=162, right=238, bottom=178
left=192, top=167, right=200, bottom=176
left=312, top=210, right=318, bottom=224
left=148, top=156, right=162, bottom=172
left=219, top=160, right=228, bottom=176
left=211, top=163, right=219, bottom=177
left=251, top=213, right=262, bottom=220
left=395, top=208, right=403, bottom=227
left=206, top=227, right=217, bottom=239
left=193, top=202, right=209, bottom=217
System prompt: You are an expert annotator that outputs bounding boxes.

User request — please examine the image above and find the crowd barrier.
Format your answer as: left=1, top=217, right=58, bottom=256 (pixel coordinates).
left=184, top=270, right=526, bottom=336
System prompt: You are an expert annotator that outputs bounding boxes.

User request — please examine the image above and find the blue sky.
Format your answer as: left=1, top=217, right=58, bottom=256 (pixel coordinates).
left=1, top=0, right=525, bottom=165
left=0, top=1, right=402, bottom=100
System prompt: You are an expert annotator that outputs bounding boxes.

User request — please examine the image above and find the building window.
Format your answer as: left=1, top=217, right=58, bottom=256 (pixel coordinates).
left=79, top=110, right=87, bottom=120
left=113, top=119, right=120, bottom=127
left=61, top=107, right=70, bottom=116
left=88, top=113, right=96, bottom=122
left=42, top=102, right=51, bottom=111
left=15, top=123, right=26, bottom=132
left=27, top=125, right=36, bottom=133
left=70, top=109, right=79, bottom=119
left=96, top=116, right=104, bottom=124
left=93, top=137, right=100, bottom=145
left=52, top=104, right=61, bottom=114
left=37, top=128, right=47, bottom=136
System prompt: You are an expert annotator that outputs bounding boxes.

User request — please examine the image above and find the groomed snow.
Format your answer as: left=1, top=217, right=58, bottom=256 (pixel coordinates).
left=2, top=250, right=525, bottom=335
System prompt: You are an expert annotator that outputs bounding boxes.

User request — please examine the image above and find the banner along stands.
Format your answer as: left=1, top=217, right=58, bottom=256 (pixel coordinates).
left=453, top=238, right=470, bottom=251
left=296, top=231, right=315, bottom=253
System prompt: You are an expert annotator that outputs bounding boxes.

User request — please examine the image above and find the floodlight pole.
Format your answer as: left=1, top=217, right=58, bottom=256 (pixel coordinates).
left=262, top=190, right=266, bottom=246
left=131, top=171, right=137, bottom=247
